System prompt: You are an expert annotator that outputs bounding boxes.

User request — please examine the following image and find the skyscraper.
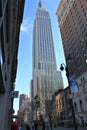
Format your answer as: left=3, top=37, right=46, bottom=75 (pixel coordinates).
left=32, top=1, right=64, bottom=107
left=56, top=0, right=87, bottom=79
left=56, top=0, right=87, bottom=123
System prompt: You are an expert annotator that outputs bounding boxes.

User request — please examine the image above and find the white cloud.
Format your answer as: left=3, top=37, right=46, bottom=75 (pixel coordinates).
left=21, top=18, right=33, bottom=32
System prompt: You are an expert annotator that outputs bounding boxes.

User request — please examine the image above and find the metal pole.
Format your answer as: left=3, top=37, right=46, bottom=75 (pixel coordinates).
left=65, top=66, right=77, bottom=130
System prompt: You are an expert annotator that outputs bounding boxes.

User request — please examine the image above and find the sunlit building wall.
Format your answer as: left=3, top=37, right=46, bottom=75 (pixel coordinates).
left=56, top=0, right=87, bottom=78
left=56, top=0, right=87, bottom=124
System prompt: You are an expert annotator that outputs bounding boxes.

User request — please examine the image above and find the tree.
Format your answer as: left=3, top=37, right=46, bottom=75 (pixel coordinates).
left=38, top=94, right=56, bottom=130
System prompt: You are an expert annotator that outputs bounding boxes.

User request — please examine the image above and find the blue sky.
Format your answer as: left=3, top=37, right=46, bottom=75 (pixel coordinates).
left=14, top=0, right=68, bottom=114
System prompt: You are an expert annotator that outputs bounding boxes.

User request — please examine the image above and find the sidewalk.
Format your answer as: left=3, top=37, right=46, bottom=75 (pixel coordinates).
left=21, top=125, right=87, bottom=130
left=52, top=126, right=87, bottom=130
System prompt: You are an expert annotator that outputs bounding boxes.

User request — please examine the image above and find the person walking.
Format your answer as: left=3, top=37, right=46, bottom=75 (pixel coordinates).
left=18, top=125, right=22, bottom=130
left=26, top=124, right=30, bottom=130
left=34, top=122, right=38, bottom=130
left=11, top=121, right=18, bottom=130
left=42, top=121, right=45, bottom=130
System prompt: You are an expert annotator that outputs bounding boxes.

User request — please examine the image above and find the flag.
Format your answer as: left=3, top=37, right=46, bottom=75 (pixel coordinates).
left=69, top=75, right=78, bottom=93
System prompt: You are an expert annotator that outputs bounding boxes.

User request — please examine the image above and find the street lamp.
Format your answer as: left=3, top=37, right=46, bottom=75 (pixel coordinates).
left=34, top=95, right=40, bottom=119
left=60, top=63, right=77, bottom=130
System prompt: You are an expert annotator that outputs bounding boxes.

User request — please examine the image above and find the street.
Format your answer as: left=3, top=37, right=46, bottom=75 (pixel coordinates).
left=51, top=127, right=87, bottom=130
left=22, top=126, right=87, bottom=130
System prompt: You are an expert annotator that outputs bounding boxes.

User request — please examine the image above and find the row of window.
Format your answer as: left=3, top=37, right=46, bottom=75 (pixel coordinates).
left=0, top=24, right=5, bottom=65
left=56, top=97, right=65, bottom=109
left=38, top=62, right=56, bottom=73
left=37, top=17, right=55, bottom=62
left=37, top=10, right=49, bottom=18
left=74, top=98, right=87, bottom=112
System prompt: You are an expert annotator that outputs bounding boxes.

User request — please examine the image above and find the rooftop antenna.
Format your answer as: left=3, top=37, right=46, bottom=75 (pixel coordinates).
left=38, top=0, right=42, bottom=7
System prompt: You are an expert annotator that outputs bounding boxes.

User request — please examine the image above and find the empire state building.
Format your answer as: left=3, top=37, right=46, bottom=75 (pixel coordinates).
left=32, top=1, right=63, bottom=105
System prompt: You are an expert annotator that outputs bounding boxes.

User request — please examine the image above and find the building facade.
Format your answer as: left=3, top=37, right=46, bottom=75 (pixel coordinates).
left=0, top=0, right=25, bottom=130
left=56, top=0, right=87, bottom=125
left=19, top=94, right=28, bottom=108
left=32, top=1, right=64, bottom=115
left=55, top=87, right=76, bottom=126
left=18, top=95, right=31, bottom=126
left=55, top=89, right=67, bottom=122
left=56, top=0, right=87, bottom=78
left=72, top=72, right=87, bottom=125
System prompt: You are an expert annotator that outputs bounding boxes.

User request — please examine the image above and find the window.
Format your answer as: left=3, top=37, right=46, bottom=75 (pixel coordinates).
left=0, top=1, right=2, bottom=18
left=86, top=59, right=87, bottom=63
left=38, top=63, right=41, bottom=69
left=81, top=76, right=85, bottom=82
left=74, top=102, right=77, bottom=111
left=6, top=2, right=9, bottom=43
left=82, top=48, right=85, bottom=51
left=83, top=53, right=86, bottom=57
left=0, top=64, right=5, bottom=93
left=0, top=24, right=5, bottom=64
left=83, top=85, right=86, bottom=91
left=85, top=13, right=87, bottom=17
left=86, top=97, right=87, bottom=102
left=79, top=100, right=83, bottom=111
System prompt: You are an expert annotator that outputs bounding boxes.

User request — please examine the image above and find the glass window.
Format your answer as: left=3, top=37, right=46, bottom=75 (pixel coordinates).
left=86, top=97, right=87, bottom=102
left=74, top=102, right=77, bottom=111
left=83, top=85, right=86, bottom=91
left=0, top=1, right=2, bottom=18
left=0, top=25, right=5, bottom=66
left=83, top=53, right=86, bottom=57
left=79, top=100, right=83, bottom=111
left=85, top=13, right=87, bottom=17
left=85, top=59, right=87, bottom=63
left=0, top=46, right=3, bottom=66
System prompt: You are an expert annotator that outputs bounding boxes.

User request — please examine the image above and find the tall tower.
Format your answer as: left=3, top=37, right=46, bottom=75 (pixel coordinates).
left=32, top=1, right=64, bottom=106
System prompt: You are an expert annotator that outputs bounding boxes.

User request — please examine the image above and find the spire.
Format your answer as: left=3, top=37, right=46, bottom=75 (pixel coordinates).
left=38, top=0, right=42, bottom=7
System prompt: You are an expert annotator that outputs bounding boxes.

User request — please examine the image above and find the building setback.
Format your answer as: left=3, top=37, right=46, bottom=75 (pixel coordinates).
left=32, top=1, right=64, bottom=116
left=0, top=0, right=25, bottom=130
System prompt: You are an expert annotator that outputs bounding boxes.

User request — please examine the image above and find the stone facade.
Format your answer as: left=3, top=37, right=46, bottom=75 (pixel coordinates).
left=0, top=0, right=25, bottom=130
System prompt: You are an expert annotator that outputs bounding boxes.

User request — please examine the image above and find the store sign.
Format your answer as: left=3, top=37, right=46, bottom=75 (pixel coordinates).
left=11, top=91, right=19, bottom=98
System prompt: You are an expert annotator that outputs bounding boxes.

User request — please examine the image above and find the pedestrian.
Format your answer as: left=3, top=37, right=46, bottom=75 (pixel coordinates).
left=34, top=122, right=38, bottom=130
left=42, top=121, right=45, bottom=130
left=32, top=123, right=34, bottom=130
left=86, top=122, right=87, bottom=127
left=45, top=118, right=49, bottom=130
left=18, top=125, right=22, bottom=130
left=11, top=121, right=18, bottom=130
left=26, top=124, right=30, bottom=130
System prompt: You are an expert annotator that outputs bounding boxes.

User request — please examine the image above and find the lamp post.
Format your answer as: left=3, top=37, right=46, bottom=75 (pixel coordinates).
left=60, top=63, right=77, bottom=130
